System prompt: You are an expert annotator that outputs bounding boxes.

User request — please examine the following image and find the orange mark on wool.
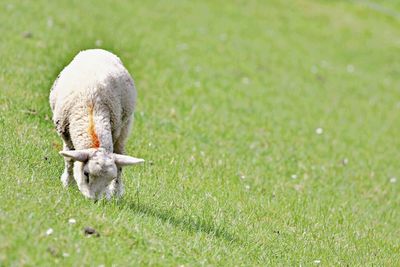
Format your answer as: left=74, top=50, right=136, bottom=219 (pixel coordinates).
left=88, top=104, right=100, bottom=148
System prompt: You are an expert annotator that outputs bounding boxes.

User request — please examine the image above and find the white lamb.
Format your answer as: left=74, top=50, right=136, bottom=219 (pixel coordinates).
left=49, top=49, right=144, bottom=199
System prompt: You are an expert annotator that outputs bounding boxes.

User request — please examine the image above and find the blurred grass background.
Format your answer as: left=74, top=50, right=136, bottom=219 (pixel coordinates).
left=0, top=0, right=399, bottom=265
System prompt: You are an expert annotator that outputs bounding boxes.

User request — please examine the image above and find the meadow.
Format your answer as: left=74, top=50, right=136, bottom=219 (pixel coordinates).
left=0, top=0, right=399, bottom=265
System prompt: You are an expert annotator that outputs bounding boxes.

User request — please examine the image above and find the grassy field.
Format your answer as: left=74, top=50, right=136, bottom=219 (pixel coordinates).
left=0, top=0, right=399, bottom=265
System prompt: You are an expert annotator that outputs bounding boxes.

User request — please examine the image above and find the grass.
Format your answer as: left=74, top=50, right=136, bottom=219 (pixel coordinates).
left=0, top=0, right=399, bottom=265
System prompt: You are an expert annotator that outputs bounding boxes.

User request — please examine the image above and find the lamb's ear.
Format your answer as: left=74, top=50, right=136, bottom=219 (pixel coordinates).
left=59, top=150, right=90, bottom=162
left=114, top=154, right=145, bottom=166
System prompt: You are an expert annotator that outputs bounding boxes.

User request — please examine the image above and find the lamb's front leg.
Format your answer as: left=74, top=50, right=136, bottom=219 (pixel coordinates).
left=106, top=167, right=124, bottom=199
left=108, top=122, right=131, bottom=198
left=60, top=142, right=75, bottom=187
left=55, top=120, right=75, bottom=187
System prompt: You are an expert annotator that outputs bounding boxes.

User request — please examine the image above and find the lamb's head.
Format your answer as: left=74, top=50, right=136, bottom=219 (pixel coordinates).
left=60, top=148, right=144, bottom=199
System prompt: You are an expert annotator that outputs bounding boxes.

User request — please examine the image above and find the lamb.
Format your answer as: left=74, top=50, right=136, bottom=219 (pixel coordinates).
left=49, top=49, right=144, bottom=199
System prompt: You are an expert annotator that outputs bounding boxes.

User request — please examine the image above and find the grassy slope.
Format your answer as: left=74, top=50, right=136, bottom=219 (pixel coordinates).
left=0, top=0, right=399, bottom=265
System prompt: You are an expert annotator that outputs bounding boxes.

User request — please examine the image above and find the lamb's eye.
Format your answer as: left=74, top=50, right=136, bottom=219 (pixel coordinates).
left=84, top=171, right=89, bottom=183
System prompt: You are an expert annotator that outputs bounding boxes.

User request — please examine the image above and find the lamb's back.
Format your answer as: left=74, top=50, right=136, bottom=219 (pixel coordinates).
left=51, top=49, right=135, bottom=116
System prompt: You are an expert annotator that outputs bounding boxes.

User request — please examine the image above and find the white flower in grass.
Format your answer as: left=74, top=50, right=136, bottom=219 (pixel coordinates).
left=194, top=81, right=201, bottom=88
left=95, top=39, right=103, bottom=47
left=219, top=33, right=227, bottom=41
left=347, top=64, right=355, bottom=73
left=46, top=228, right=53, bottom=236
left=241, top=77, right=250, bottom=85
left=291, top=174, right=298, bottom=179
left=390, top=177, right=397, bottom=183
left=68, top=218, right=76, bottom=224
left=311, top=65, right=318, bottom=74
left=314, top=259, right=321, bottom=264
left=47, top=17, right=53, bottom=28
left=6, top=4, right=14, bottom=10
left=315, top=128, right=323, bottom=135
left=169, top=108, right=176, bottom=118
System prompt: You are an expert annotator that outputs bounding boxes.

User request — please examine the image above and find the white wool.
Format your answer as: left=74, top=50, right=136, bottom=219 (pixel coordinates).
left=50, top=49, right=136, bottom=151
left=50, top=49, right=142, bottom=199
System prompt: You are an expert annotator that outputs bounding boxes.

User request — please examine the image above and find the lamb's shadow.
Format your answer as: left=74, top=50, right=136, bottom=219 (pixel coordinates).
left=120, top=200, right=242, bottom=244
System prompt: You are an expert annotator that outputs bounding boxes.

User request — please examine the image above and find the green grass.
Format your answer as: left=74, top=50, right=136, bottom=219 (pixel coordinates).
left=1, top=0, right=399, bottom=265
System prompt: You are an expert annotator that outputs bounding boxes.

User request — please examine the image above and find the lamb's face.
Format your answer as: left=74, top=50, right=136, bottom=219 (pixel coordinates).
left=75, top=149, right=118, bottom=199
left=60, top=148, right=144, bottom=200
